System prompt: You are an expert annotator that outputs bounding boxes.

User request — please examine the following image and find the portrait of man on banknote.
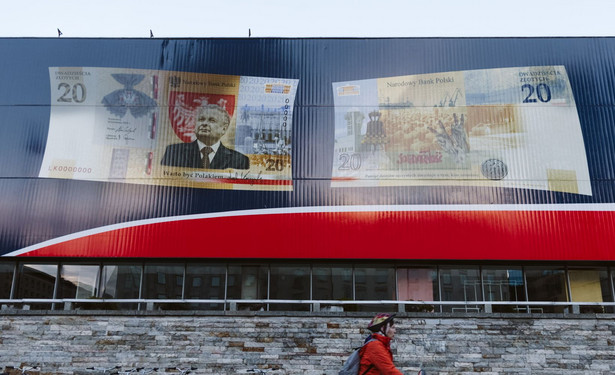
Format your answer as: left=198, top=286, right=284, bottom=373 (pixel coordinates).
left=161, top=103, right=250, bottom=170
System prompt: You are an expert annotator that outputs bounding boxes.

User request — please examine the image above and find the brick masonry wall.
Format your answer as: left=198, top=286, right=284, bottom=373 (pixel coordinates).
left=1, top=311, right=614, bottom=375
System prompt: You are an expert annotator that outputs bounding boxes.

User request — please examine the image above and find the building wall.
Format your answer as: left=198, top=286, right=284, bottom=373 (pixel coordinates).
left=1, top=312, right=614, bottom=375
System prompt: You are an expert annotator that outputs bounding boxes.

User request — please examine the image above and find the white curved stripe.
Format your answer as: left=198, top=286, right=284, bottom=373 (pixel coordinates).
left=5, top=203, right=615, bottom=257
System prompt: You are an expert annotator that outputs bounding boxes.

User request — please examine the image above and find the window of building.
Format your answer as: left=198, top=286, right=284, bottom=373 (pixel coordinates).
left=439, top=266, right=482, bottom=312
left=612, top=269, right=615, bottom=312
left=481, top=267, right=526, bottom=313
left=2, top=260, right=615, bottom=314
left=0, top=262, right=15, bottom=299
left=568, top=267, right=613, bottom=313
left=16, top=264, right=57, bottom=299
left=185, top=264, right=226, bottom=310
left=101, top=265, right=141, bottom=299
left=15, top=264, right=58, bottom=309
left=312, top=264, right=353, bottom=311
left=397, top=267, right=438, bottom=312
left=525, top=266, right=568, bottom=313
left=355, top=266, right=396, bottom=312
left=269, top=265, right=310, bottom=311
left=143, top=264, right=184, bottom=309
left=227, top=265, right=268, bottom=311
left=58, top=265, right=99, bottom=299
left=100, top=264, right=141, bottom=310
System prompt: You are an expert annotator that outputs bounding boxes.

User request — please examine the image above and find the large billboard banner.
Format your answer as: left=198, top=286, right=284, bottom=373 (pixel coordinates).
left=1, top=38, right=615, bottom=260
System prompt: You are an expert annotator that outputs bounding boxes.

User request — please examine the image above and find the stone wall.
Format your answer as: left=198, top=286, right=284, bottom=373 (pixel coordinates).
left=1, top=311, right=614, bottom=375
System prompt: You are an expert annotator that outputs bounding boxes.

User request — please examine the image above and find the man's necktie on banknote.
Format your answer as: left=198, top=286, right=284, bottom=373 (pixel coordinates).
left=201, top=146, right=213, bottom=169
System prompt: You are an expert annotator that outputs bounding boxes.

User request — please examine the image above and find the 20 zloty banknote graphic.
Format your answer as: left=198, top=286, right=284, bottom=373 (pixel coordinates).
left=332, top=66, right=592, bottom=195
left=40, top=67, right=298, bottom=191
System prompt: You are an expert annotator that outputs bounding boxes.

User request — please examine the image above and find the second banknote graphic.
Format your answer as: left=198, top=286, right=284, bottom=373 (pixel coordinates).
left=332, top=66, right=591, bottom=195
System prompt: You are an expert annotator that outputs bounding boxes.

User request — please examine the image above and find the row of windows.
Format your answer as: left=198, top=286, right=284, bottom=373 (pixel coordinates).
left=1, top=261, right=614, bottom=313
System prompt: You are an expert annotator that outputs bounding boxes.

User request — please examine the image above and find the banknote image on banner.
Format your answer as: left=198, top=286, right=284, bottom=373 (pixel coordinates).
left=40, top=67, right=298, bottom=190
left=332, top=66, right=592, bottom=195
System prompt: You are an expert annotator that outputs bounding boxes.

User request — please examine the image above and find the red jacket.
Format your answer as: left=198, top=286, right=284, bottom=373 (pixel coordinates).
left=359, top=333, right=404, bottom=375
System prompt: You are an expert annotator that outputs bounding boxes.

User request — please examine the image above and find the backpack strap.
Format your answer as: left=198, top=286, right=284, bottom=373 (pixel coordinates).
left=354, top=338, right=377, bottom=351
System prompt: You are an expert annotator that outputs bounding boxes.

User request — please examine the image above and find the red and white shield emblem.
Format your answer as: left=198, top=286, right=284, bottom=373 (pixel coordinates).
left=168, top=91, right=236, bottom=143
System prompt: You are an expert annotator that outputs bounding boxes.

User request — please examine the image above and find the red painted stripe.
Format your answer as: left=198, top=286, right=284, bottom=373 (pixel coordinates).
left=19, top=210, right=615, bottom=260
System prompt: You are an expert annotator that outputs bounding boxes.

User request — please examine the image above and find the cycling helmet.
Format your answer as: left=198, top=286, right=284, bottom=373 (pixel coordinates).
left=367, top=313, right=396, bottom=332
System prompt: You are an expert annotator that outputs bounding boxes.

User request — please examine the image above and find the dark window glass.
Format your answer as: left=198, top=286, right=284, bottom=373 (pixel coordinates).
left=312, top=265, right=352, bottom=312
left=481, top=267, right=526, bottom=313
left=355, top=267, right=396, bottom=312
left=227, top=265, right=268, bottom=299
left=568, top=267, right=613, bottom=313
left=226, top=265, right=268, bottom=311
left=15, top=264, right=57, bottom=309
left=185, top=264, right=226, bottom=311
left=397, top=268, right=438, bottom=313
left=439, top=267, right=482, bottom=312
left=611, top=269, right=615, bottom=312
left=0, top=262, right=15, bottom=299
left=270, top=265, right=309, bottom=311
left=16, top=264, right=57, bottom=299
left=99, top=264, right=141, bottom=310
left=143, top=264, right=184, bottom=300
left=59, top=265, right=99, bottom=299
left=525, top=267, right=567, bottom=313
left=312, top=265, right=352, bottom=300
left=101, top=265, right=141, bottom=299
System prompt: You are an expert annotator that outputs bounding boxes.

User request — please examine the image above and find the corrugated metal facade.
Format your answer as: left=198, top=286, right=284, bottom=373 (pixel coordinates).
left=1, top=38, right=615, bottom=260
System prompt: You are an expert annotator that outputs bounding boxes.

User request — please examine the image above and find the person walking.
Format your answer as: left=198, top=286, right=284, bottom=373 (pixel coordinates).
left=359, top=313, right=404, bottom=375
